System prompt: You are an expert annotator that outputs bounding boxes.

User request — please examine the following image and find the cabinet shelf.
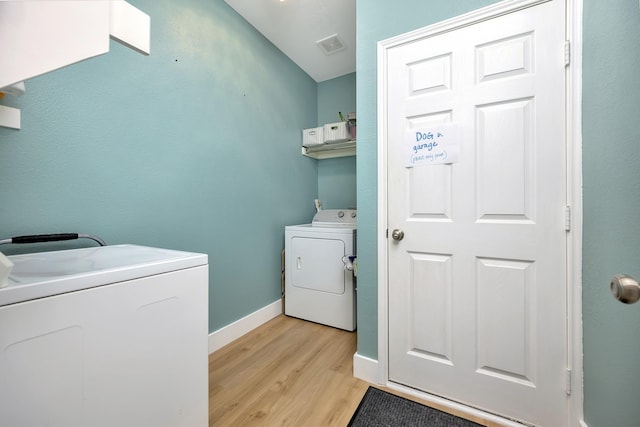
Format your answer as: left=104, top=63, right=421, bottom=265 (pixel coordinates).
left=302, top=140, right=356, bottom=159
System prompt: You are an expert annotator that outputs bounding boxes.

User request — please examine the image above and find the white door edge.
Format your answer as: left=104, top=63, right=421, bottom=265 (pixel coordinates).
left=566, top=0, right=584, bottom=424
left=375, top=0, right=584, bottom=425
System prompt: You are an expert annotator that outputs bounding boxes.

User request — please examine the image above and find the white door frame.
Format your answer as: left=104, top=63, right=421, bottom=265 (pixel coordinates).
left=375, top=0, right=584, bottom=425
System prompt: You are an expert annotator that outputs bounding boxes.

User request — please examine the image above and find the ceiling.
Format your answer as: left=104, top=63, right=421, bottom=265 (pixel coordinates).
left=223, top=0, right=356, bottom=82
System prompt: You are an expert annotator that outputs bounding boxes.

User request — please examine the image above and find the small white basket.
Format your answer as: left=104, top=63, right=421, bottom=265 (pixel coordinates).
left=323, top=121, right=350, bottom=143
left=302, top=127, right=324, bottom=147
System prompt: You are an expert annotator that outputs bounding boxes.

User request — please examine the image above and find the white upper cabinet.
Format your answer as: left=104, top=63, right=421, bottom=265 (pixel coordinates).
left=109, top=0, right=151, bottom=56
left=0, top=1, right=150, bottom=90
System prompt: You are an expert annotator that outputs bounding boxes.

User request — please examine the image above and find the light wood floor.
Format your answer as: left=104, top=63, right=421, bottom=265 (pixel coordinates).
left=209, top=314, right=502, bottom=426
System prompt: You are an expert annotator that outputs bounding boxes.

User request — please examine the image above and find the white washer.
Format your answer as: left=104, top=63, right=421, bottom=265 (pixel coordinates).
left=0, top=244, right=209, bottom=427
left=285, top=209, right=356, bottom=331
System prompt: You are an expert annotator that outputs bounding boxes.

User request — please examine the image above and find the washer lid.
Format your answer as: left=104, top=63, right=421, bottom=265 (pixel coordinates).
left=1, top=244, right=207, bottom=307
left=312, top=209, right=357, bottom=227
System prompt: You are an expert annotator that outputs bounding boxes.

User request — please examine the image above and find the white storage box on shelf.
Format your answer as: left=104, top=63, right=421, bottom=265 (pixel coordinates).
left=301, top=120, right=356, bottom=159
left=302, top=126, right=324, bottom=147
left=323, top=121, right=351, bottom=143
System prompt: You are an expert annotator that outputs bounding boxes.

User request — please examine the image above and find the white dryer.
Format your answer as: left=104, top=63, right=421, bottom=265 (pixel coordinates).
left=284, top=209, right=356, bottom=331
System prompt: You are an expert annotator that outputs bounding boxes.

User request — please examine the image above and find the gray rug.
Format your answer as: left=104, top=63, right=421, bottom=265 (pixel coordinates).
left=347, top=387, right=483, bottom=427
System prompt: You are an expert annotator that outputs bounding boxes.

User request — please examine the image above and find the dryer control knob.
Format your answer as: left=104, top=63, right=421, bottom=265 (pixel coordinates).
left=338, top=211, right=345, bottom=218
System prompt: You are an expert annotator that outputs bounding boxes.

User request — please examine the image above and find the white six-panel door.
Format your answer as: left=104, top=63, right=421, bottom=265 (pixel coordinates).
left=384, top=1, right=568, bottom=425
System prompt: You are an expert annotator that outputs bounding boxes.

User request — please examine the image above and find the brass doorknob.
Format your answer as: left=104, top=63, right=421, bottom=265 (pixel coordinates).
left=391, top=229, right=404, bottom=241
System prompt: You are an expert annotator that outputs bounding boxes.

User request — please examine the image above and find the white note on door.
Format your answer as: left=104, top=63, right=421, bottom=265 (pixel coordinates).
left=405, top=123, right=459, bottom=167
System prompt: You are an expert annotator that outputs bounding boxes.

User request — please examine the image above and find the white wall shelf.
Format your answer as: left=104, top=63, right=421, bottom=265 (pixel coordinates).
left=0, top=105, right=21, bottom=130
left=302, top=140, right=356, bottom=159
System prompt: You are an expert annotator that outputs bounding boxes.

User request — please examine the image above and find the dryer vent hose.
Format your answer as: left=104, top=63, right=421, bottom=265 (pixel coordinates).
left=0, top=233, right=106, bottom=247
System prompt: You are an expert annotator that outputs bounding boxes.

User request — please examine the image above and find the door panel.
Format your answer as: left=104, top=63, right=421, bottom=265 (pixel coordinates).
left=477, top=98, right=534, bottom=219
left=475, top=257, right=536, bottom=386
left=386, top=1, right=568, bottom=425
left=408, top=252, right=453, bottom=364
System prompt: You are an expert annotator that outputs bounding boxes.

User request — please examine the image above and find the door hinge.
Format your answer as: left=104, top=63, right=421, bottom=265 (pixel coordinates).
left=565, top=206, right=571, bottom=232
left=564, top=40, right=571, bottom=66
left=566, top=368, right=572, bottom=396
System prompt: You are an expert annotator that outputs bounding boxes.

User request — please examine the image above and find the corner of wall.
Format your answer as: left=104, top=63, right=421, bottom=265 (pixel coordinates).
left=208, top=299, right=282, bottom=354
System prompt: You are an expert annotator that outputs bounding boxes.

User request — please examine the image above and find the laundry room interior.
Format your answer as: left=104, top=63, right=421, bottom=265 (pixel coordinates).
left=1, top=1, right=640, bottom=426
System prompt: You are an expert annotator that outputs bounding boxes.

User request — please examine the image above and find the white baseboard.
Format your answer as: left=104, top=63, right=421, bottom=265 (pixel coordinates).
left=353, top=352, right=380, bottom=384
left=208, top=299, right=282, bottom=354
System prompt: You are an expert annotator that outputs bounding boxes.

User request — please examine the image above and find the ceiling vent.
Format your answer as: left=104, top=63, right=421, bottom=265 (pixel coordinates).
left=316, top=34, right=346, bottom=55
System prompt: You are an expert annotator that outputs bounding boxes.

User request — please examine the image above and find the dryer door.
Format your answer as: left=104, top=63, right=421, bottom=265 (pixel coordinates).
left=290, top=236, right=345, bottom=294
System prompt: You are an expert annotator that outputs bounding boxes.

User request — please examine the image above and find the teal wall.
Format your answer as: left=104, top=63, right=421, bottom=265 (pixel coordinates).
left=318, top=72, right=356, bottom=126
left=317, top=156, right=356, bottom=210
left=582, top=1, right=640, bottom=426
left=356, top=0, right=640, bottom=426
left=317, top=73, right=357, bottom=210
left=0, top=0, right=319, bottom=334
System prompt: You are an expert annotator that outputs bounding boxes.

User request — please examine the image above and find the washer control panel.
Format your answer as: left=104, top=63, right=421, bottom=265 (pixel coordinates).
left=312, top=209, right=357, bottom=226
